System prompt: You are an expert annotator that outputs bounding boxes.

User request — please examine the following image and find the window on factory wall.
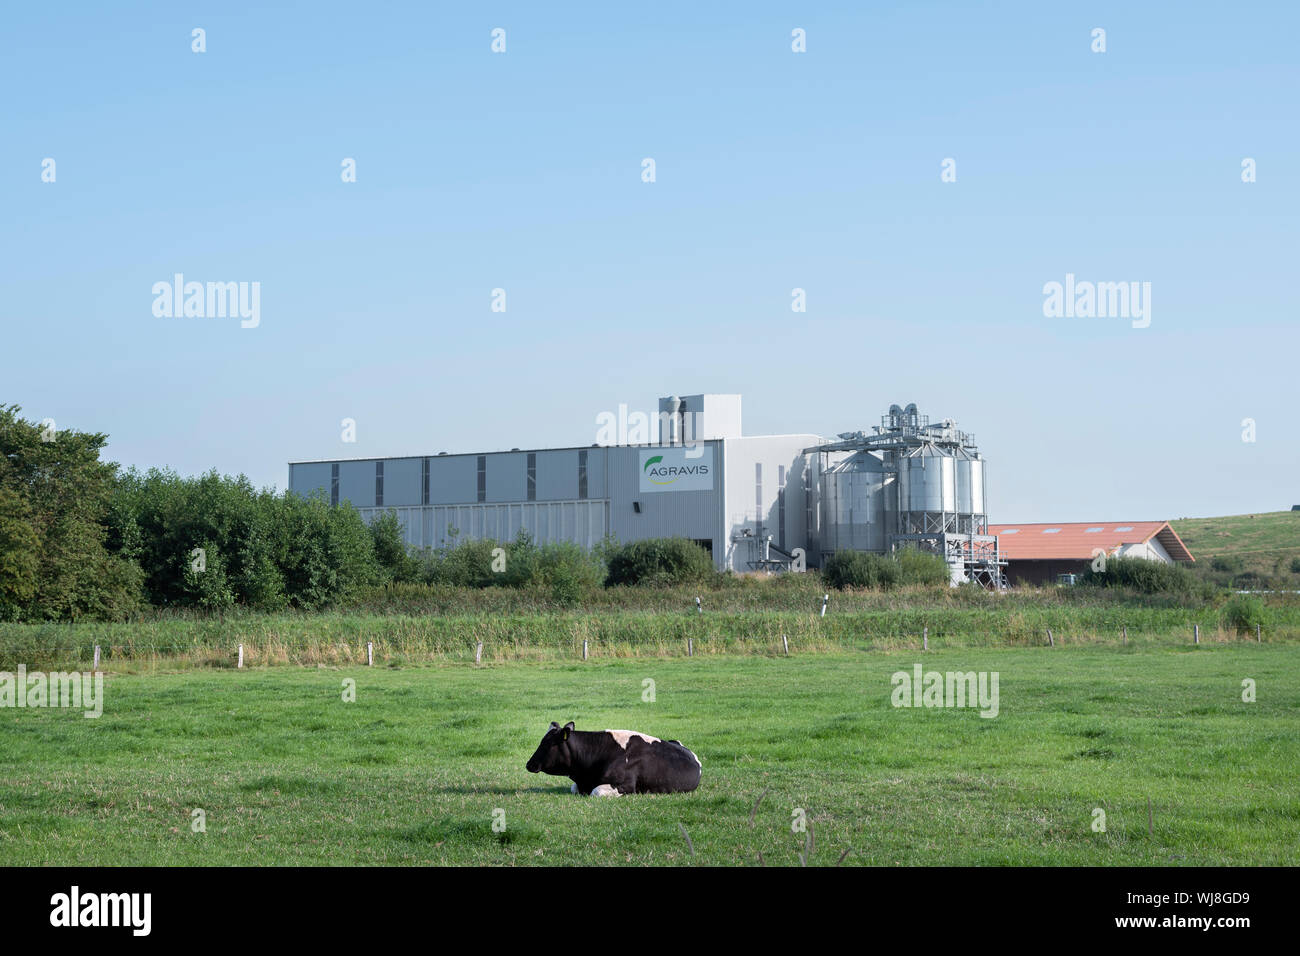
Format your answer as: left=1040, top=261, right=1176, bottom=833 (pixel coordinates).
left=375, top=461, right=384, bottom=507
left=422, top=457, right=430, bottom=506
left=527, top=453, right=536, bottom=501
left=477, top=455, right=486, bottom=503
left=578, top=449, right=588, bottom=499
left=330, top=463, right=339, bottom=507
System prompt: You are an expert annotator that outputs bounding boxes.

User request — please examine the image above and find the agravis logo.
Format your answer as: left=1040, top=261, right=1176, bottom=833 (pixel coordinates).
left=642, top=455, right=710, bottom=486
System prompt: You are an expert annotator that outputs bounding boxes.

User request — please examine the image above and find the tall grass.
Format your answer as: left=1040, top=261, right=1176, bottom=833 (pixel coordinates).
left=3, top=591, right=1296, bottom=671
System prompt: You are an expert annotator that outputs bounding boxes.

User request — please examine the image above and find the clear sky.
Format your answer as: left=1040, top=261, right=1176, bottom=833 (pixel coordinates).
left=4, top=1, right=1297, bottom=522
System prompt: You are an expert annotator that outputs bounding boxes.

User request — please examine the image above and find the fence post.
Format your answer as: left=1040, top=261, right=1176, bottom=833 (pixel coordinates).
left=782, top=634, right=789, bottom=656
left=687, top=637, right=693, bottom=657
left=582, top=640, right=588, bottom=661
left=820, top=594, right=829, bottom=618
left=237, top=644, right=244, bottom=669
left=695, top=596, right=702, bottom=614
left=1047, top=628, right=1055, bottom=647
left=367, top=642, right=374, bottom=666
left=1194, top=624, right=1200, bottom=645
left=1123, top=626, right=1128, bottom=646
left=475, top=641, right=483, bottom=665
left=923, top=627, right=928, bottom=652
left=1256, top=623, right=1261, bottom=643
left=93, top=645, right=101, bottom=671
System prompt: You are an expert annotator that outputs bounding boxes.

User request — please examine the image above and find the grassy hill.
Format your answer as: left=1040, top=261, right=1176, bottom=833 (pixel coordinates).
left=1171, top=511, right=1300, bottom=588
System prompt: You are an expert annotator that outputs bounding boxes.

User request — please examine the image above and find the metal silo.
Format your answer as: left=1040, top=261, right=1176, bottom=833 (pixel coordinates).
left=898, top=445, right=956, bottom=526
left=820, top=451, right=888, bottom=553
left=808, top=403, right=1003, bottom=587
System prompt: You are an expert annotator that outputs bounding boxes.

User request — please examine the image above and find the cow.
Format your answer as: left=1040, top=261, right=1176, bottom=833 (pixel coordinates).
left=525, top=722, right=702, bottom=796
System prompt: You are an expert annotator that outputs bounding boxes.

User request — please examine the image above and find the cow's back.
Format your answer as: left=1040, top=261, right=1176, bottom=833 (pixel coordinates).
left=625, top=735, right=702, bottom=794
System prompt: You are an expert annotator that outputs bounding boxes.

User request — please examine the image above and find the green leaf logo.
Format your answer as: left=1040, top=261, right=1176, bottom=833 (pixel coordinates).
left=643, top=455, right=663, bottom=472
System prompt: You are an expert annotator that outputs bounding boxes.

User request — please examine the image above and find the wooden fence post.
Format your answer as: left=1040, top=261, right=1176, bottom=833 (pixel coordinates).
left=93, top=645, right=101, bottom=671
left=1256, top=623, right=1262, bottom=643
left=687, top=637, right=693, bottom=657
left=923, top=627, right=928, bottom=652
left=1194, top=624, right=1200, bottom=645
left=582, top=640, right=588, bottom=661
left=782, top=634, right=789, bottom=656
left=1047, top=628, right=1055, bottom=647
left=237, top=644, right=244, bottom=669
left=1123, top=626, right=1128, bottom=646
left=475, top=641, right=483, bottom=665
left=367, top=642, right=374, bottom=666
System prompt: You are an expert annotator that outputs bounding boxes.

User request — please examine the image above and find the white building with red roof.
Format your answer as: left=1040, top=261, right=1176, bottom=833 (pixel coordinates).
left=986, top=521, right=1194, bottom=586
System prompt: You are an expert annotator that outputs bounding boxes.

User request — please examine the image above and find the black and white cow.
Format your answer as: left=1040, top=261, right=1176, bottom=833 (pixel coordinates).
left=526, top=722, right=702, bottom=796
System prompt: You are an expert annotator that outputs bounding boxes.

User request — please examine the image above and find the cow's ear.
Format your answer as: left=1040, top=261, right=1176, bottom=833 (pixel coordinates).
left=549, top=721, right=560, bottom=732
left=563, top=721, right=575, bottom=733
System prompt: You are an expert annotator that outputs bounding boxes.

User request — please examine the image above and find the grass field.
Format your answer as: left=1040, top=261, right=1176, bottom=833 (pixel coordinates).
left=3, top=643, right=1296, bottom=866
left=1172, top=510, right=1300, bottom=586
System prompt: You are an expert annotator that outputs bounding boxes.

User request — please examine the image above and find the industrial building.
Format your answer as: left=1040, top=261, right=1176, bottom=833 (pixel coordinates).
left=288, top=394, right=1007, bottom=585
left=988, top=521, right=1194, bottom=587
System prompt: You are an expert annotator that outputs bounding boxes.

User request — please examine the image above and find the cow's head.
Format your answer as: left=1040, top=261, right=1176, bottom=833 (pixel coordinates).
left=526, top=721, right=575, bottom=774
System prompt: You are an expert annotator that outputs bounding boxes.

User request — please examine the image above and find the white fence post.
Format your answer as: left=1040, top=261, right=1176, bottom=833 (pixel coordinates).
left=582, top=640, right=588, bottom=661
left=820, top=594, right=829, bottom=617
left=1194, top=624, right=1200, bottom=645
left=695, top=596, right=702, bottom=614
left=687, top=637, right=693, bottom=657
left=475, top=641, right=483, bottom=665
left=237, top=644, right=244, bottom=669
left=782, top=634, right=789, bottom=656
left=1047, top=628, right=1055, bottom=647
left=93, top=645, right=101, bottom=671
left=367, top=642, right=374, bottom=666
left=923, top=627, right=928, bottom=652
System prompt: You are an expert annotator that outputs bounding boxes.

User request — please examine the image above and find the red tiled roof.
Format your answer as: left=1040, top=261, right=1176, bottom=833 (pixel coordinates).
left=987, top=521, right=1195, bottom=562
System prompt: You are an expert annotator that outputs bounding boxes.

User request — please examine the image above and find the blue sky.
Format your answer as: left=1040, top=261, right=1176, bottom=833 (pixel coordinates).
left=3, top=1, right=1297, bottom=521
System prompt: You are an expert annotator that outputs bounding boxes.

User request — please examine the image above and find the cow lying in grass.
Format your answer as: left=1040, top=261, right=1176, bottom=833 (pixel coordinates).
left=526, top=722, right=702, bottom=796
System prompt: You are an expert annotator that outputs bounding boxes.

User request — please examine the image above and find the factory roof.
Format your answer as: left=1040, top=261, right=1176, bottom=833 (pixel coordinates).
left=987, top=521, right=1195, bottom=562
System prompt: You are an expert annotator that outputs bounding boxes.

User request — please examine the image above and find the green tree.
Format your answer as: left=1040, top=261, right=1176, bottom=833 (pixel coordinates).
left=0, top=405, right=142, bottom=620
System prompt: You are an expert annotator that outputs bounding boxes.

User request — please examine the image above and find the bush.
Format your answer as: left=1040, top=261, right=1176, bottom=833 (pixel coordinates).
left=370, top=510, right=422, bottom=584
left=427, top=537, right=498, bottom=588
left=605, top=538, right=715, bottom=588
left=1080, top=556, right=1196, bottom=595
left=1290, top=557, right=1300, bottom=574
left=895, top=548, right=952, bottom=587
left=1232, top=571, right=1274, bottom=591
left=1220, top=594, right=1267, bottom=634
left=821, top=551, right=900, bottom=590
left=1211, top=555, right=1244, bottom=573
